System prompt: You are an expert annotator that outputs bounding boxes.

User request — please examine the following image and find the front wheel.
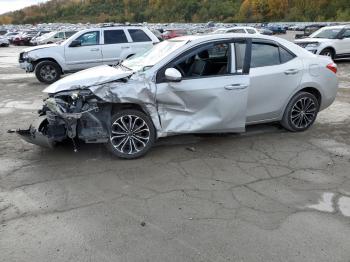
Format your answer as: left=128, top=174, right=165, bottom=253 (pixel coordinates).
left=35, top=61, right=61, bottom=84
left=106, top=109, right=156, bottom=159
left=281, top=92, right=319, bottom=132
left=320, top=48, right=335, bottom=60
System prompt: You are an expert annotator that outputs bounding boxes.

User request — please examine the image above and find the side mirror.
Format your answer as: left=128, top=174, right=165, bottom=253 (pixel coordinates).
left=165, top=68, right=182, bottom=82
left=338, top=35, right=345, bottom=40
left=69, top=40, right=81, bottom=47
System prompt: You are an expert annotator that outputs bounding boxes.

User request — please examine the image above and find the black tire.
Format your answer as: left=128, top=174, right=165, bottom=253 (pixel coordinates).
left=320, top=48, right=335, bottom=60
left=35, top=61, right=61, bottom=84
left=281, top=92, right=319, bottom=132
left=106, top=109, right=156, bottom=159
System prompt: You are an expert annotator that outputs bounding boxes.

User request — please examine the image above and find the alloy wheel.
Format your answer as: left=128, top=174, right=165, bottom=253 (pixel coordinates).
left=290, top=97, right=317, bottom=129
left=110, top=114, right=150, bottom=155
left=40, top=65, right=57, bottom=82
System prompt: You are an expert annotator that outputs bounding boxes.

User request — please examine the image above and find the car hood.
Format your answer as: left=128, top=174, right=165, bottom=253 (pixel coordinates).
left=23, top=43, right=59, bottom=52
left=294, top=38, right=331, bottom=43
left=43, top=65, right=134, bottom=94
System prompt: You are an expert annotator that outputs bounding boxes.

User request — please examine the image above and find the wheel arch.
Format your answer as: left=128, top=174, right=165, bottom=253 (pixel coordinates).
left=299, top=87, right=322, bottom=105
left=109, top=102, right=158, bottom=137
left=280, top=85, right=323, bottom=120
left=319, top=46, right=336, bottom=56
left=33, top=58, right=63, bottom=73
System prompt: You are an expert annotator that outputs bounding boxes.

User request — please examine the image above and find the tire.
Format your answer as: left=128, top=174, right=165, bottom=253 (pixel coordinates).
left=281, top=92, right=319, bottom=132
left=320, top=48, right=335, bottom=60
left=35, top=61, right=61, bottom=84
left=106, top=109, right=156, bottom=159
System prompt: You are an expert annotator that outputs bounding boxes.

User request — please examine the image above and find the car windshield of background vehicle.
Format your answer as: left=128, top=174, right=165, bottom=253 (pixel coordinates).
left=310, top=29, right=341, bottom=39
left=122, top=39, right=187, bottom=72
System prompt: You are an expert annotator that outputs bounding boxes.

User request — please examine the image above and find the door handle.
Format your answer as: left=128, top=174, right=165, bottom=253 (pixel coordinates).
left=90, top=48, right=100, bottom=51
left=224, top=84, right=248, bottom=90
left=284, top=69, right=299, bottom=75
left=121, top=46, right=130, bottom=49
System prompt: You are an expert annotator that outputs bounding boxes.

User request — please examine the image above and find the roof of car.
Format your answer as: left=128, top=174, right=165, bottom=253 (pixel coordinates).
left=172, top=33, right=271, bottom=42
left=321, top=25, right=348, bottom=29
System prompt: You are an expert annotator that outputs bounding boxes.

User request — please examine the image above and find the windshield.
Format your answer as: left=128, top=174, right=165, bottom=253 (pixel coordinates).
left=310, top=28, right=341, bottom=39
left=122, top=39, right=187, bottom=72
left=40, top=31, right=56, bottom=39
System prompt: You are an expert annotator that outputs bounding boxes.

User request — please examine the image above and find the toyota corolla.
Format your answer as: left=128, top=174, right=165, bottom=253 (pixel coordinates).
left=14, top=34, right=338, bottom=159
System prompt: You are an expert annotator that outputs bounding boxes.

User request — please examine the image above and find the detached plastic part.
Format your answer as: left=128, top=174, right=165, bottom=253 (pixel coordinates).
left=15, top=116, right=55, bottom=148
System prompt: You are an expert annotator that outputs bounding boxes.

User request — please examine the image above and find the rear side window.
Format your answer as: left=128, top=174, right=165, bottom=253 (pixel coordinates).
left=128, top=29, right=151, bottom=42
left=246, top=29, right=256, bottom=34
left=57, top=32, right=64, bottom=38
left=104, top=30, right=128, bottom=44
left=234, top=42, right=295, bottom=70
left=251, top=43, right=280, bottom=68
left=280, top=47, right=295, bottom=63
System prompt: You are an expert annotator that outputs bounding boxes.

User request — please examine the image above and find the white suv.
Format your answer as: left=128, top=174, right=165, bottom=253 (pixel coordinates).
left=19, top=26, right=159, bottom=83
left=295, top=25, right=350, bottom=59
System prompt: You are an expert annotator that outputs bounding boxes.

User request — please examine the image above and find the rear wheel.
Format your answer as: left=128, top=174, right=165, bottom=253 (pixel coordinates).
left=320, top=48, right=335, bottom=59
left=35, top=61, right=61, bottom=84
left=281, top=92, right=319, bottom=132
left=106, top=109, right=155, bottom=159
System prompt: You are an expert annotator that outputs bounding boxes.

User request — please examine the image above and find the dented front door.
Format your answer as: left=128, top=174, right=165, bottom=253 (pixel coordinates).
left=155, top=40, right=251, bottom=134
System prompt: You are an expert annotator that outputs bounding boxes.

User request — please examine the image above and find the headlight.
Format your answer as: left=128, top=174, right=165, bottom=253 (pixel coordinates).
left=22, top=52, right=29, bottom=59
left=306, top=42, right=320, bottom=48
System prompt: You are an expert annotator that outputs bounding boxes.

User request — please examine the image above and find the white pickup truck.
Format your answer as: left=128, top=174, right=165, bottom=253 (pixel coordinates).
left=19, top=26, right=159, bottom=83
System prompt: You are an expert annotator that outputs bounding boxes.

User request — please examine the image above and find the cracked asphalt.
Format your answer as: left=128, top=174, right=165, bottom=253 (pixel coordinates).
left=1, top=41, right=350, bottom=262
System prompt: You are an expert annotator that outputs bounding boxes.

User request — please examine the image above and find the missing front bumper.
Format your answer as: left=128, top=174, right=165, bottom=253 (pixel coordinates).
left=15, top=116, right=55, bottom=148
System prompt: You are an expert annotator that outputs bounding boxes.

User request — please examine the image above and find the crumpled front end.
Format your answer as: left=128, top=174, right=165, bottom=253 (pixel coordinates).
left=14, top=67, right=163, bottom=150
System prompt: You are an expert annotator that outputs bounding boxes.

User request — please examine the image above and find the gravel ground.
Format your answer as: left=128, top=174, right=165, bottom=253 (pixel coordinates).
left=1, top=33, right=350, bottom=262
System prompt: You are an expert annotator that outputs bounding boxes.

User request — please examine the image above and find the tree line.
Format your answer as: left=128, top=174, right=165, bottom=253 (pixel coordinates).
left=0, top=0, right=349, bottom=25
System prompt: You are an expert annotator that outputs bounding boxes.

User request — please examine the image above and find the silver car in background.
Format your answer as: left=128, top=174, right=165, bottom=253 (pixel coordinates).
left=15, top=34, right=338, bottom=159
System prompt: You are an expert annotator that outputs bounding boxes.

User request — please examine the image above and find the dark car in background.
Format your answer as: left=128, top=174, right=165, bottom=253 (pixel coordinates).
left=12, top=31, right=38, bottom=46
left=267, top=25, right=287, bottom=34
left=295, top=24, right=325, bottom=39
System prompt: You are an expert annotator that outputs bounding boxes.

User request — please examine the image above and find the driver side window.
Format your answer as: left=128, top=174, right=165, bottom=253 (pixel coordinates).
left=343, top=30, right=350, bottom=38
left=172, top=43, right=230, bottom=79
left=75, top=31, right=100, bottom=46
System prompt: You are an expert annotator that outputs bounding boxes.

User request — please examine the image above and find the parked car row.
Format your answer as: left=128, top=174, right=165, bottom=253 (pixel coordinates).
left=0, top=35, right=9, bottom=47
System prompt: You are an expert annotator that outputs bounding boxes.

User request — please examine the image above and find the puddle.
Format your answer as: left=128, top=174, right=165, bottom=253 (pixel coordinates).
left=307, top=192, right=335, bottom=213
left=338, top=196, right=350, bottom=217
left=310, top=139, right=350, bottom=157
left=307, top=192, right=350, bottom=217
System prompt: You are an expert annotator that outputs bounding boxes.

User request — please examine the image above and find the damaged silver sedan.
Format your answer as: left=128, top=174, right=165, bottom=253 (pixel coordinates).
left=15, top=34, right=338, bottom=159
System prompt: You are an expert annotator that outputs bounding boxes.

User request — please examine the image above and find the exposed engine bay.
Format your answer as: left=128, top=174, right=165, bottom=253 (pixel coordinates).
left=17, top=89, right=112, bottom=150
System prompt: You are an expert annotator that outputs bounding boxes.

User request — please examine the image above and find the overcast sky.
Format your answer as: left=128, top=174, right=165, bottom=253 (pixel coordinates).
left=0, top=0, right=48, bottom=15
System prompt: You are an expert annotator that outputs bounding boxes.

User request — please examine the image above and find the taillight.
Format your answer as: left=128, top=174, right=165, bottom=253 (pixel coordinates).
left=326, top=63, right=337, bottom=74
